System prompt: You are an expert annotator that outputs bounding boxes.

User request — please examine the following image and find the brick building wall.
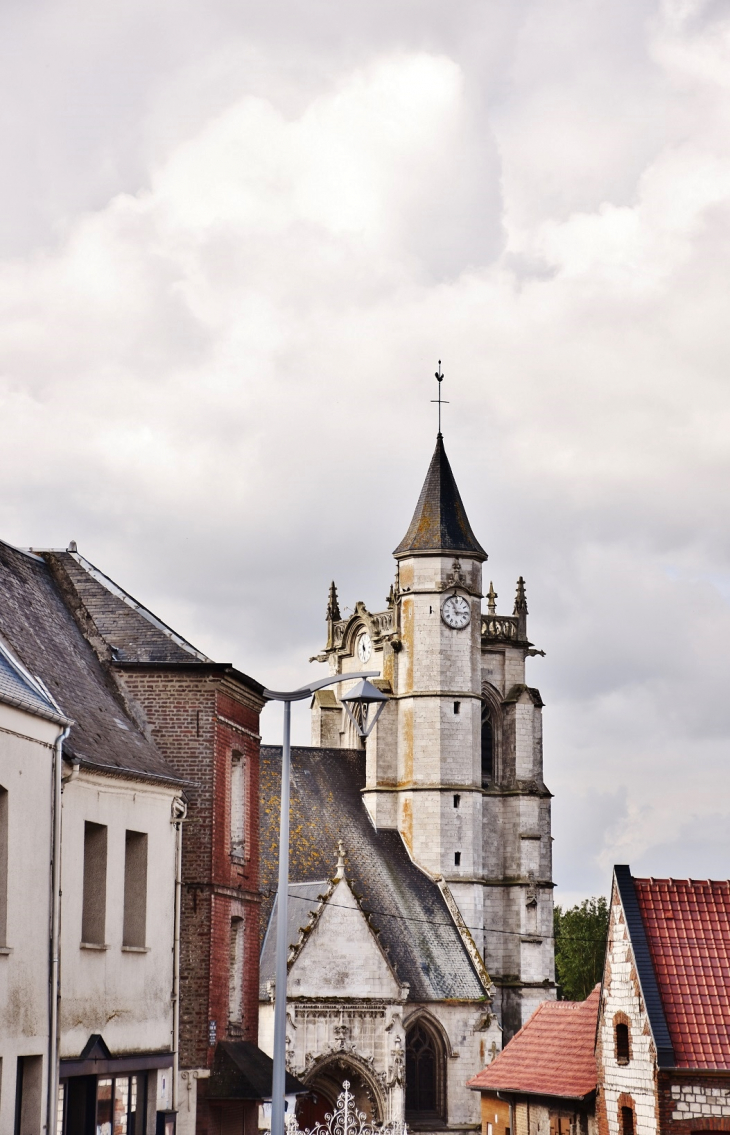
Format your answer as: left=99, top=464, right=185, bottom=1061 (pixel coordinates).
left=659, top=1074, right=730, bottom=1131
left=595, top=886, right=660, bottom=1135
left=115, top=666, right=264, bottom=1072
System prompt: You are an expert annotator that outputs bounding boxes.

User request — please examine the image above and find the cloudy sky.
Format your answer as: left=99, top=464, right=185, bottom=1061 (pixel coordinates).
left=2, top=0, right=730, bottom=904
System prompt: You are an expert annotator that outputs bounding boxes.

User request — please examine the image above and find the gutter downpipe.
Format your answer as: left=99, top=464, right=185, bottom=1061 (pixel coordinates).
left=496, top=1091, right=515, bottom=1135
left=47, top=725, right=71, bottom=1135
left=171, top=798, right=187, bottom=1114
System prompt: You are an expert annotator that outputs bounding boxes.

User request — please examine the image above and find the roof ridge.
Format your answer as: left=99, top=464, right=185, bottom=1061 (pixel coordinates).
left=635, top=876, right=730, bottom=887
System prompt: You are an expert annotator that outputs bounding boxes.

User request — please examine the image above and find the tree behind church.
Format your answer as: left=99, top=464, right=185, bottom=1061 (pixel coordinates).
left=553, top=897, right=609, bottom=1001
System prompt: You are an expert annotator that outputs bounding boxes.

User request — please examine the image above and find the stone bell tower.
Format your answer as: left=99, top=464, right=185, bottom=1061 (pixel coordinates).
left=311, top=433, right=555, bottom=1038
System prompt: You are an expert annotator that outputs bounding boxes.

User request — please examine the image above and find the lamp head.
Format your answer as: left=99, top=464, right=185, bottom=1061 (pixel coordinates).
left=340, top=678, right=389, bottom=739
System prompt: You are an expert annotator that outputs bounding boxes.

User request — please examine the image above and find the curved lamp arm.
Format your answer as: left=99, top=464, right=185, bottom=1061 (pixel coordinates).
left=263, top=670, right=380, bottom=702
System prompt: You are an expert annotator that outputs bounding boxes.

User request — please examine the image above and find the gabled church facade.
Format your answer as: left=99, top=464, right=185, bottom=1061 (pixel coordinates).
left=260, top=433, right=555, bottom=1134
left=311, top=434, right=555, bottom=1037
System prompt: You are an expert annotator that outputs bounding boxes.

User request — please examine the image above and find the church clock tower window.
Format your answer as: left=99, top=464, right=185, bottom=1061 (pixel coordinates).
left=481, top=705, right=494, bottom=786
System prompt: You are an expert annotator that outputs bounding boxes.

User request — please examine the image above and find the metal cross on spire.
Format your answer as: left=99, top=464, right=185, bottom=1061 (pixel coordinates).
left=431, top=360, right=449, bottom=436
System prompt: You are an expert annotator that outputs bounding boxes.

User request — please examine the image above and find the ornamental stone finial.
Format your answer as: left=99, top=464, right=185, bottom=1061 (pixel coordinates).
left=335, top=840, right=346, bottom=880
left=327, top=581, right=341, bottom=623
left=513, top=576, right=528, bottom=640
left=486, top=581, right=497, bottom=615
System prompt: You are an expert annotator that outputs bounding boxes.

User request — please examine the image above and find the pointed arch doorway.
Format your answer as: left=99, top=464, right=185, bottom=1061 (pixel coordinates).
left=298, top=1055, right=385, bottom=1127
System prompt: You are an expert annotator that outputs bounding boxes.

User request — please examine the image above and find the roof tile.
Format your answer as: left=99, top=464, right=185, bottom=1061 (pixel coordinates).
left=467, top=987, right=600, bottom=1099
left=635, top=878, right=730, bottom=1069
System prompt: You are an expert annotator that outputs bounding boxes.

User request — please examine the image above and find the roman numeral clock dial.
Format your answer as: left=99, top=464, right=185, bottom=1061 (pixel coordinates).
left=441, top=594, right=471, bottom=629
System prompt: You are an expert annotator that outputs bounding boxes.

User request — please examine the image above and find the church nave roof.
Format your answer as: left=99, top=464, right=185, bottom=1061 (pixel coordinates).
left=259, top=744, right=488, bottom=1003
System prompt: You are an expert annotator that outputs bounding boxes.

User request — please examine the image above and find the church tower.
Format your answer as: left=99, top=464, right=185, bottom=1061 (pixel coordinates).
left=311, top=433, right=555, bottom=1038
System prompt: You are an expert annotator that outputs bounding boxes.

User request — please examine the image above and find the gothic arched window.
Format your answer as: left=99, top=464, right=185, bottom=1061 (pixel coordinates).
left=405, top=1019, right=446, bottom=1124
left=481, top=704, right=494, bottom=787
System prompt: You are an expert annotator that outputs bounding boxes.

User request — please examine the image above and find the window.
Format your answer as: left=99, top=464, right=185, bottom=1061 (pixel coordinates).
left=454, top=852, right=461, bottom=866
left=91, top=1074, right=145, bottom=1135
left=616, top=1022, right=630, bottom=1064
left=405, top=1019, right=446, bottom=1124
left=231, top=752, right=245, bottom=858
left=481, top=705, right=493, bottom=786
left=621, top=1107, right=634, bottom=1135
left=82, top=822, right=107, bottom=946
left=0, top=787, right=7, bottom=946
left=453, top=794, right=460, bottom=809
left=229, top=916, right=244, bottom=1024
left=123, top=831, right=148, bottom=948
left=14, top=1056, right=43, bottom=1135
left=453, top=701, right=460, bottom=715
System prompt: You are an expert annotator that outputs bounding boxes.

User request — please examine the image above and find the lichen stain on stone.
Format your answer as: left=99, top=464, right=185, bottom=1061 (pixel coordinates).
left=401, top=798, right=413, bottom=853
left=401, top=599, right=413, bottom=692
left=401, top=703, right=413, bottom=784
left=399, top=563, right=414, bottom=590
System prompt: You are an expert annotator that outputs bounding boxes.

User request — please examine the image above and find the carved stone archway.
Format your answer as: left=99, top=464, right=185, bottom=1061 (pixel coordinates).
left=301, top=1053, right=385, bottom=1125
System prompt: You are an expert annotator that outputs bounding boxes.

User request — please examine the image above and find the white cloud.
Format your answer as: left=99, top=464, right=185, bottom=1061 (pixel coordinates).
left=2, top=2, right=730, bottom=898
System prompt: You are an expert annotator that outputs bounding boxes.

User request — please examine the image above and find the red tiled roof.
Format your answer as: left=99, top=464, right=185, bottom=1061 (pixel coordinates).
left=634, top=877, right=730, bottom=1069
left=467, top=987, right=600, bottom=1099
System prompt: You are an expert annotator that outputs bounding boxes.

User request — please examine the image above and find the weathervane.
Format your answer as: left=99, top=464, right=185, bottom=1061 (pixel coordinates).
left=431, top=360, right=449, bottom=436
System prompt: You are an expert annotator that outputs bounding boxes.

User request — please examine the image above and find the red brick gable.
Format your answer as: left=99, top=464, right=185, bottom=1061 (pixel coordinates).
left=634, top=877, right=730, bottom=1069
left=467, top=986, right=600, bottom=1100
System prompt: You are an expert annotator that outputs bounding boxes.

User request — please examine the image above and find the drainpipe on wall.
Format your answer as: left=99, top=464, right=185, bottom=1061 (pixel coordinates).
left=171, top=797, right=188, bottom=1114
left=47, top=725, right=71, bottom=1135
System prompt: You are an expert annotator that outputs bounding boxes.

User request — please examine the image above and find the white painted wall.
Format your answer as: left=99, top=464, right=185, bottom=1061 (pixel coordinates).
left=0, top=702, right=60, bottom=1134
left=59, top=767, right=179, bottom=1061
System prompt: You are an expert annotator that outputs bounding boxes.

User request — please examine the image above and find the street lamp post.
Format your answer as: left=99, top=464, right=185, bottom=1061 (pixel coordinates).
left=263, top=672, right=389, bottom=1135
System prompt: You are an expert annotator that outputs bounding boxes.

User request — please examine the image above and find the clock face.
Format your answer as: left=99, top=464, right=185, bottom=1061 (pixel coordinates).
left=442, top=594, right=471, bottom=630
left=357, top=633, right=372, bottom=663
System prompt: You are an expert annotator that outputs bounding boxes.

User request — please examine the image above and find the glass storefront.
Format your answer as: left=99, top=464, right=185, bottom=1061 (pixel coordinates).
left=58, top=1072, right=146, bottom=1135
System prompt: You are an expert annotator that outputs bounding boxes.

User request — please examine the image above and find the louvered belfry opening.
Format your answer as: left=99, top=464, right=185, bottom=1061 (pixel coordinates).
left=405, top=1019, right=446, bottom=1125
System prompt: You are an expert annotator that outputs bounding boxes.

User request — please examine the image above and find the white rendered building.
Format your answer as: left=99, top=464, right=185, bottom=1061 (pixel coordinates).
left=0, top=540, right=185, bottom=1135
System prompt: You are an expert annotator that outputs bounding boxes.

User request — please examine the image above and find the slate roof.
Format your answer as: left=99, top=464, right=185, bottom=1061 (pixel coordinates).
left=0, top=641, right=70, bottom=725
left=208, top=1041, right=307, bottom=1100
left=467, top=986, right=600, bottom=1100
left=614, top=866, right=674, bottom=1069
left=259, top=745, right=488, bottom=1002
left=0, top=539, right=184, bottom=784
left=47, top=550, right=211, bottom=664
left=393, top=434, right=487, bottom=561
left=632, top=874, right=730, bottom=1069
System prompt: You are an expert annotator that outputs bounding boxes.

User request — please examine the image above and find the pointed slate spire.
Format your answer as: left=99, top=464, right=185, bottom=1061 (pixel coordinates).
left=393, top=435, right=487, bottom=561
